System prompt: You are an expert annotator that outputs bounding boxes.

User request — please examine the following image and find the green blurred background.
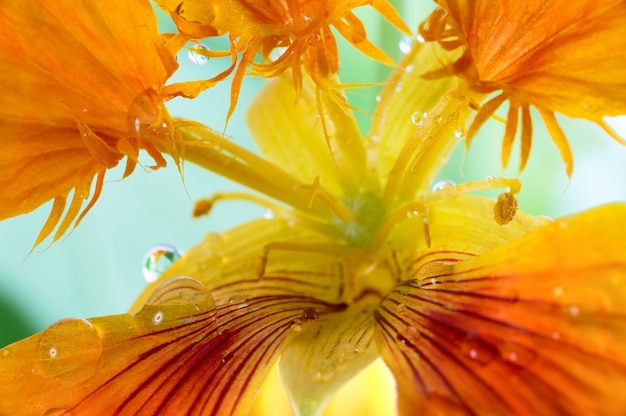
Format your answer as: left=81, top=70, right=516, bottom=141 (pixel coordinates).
left=2, top=2, right=626, bottom=347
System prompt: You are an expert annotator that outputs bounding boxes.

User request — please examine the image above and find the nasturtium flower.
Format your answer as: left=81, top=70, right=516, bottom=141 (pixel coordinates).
left=155, top=0, right=411, bottom=122
left=419, top=0, right=626, bottom=175
left=3, top=40, right=626, bottom=416
left=0, top=0, right=179, bottom=246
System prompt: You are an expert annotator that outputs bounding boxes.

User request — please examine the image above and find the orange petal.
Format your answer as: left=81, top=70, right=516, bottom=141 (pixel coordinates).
left=0, top=0, right=177, bottom=242
left=0, top=276, right=344, bottom=415
left=374, top=203, right=626, bottom=415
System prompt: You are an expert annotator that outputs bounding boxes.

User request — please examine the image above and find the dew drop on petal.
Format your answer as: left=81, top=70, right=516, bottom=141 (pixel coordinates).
left=313, top=358, right=335, bottom=382
left=138, top=276, right=217, bottom=327
left=569, top=305, right=580, bottom=317
left=553, top=286, right=563, bottom=297
left=188, top=43, right=209, bottom=65
left=416, top=34, right=426, bottom=44
left=334, top=343, right=359, bottom=363
left=499, top=339, right=537, bottom=368
left=461, top=333, right=497, bottom=366
left=454, top=129, right=465, bottom=139
left=431, top=179, right=456, bottom=192
left=36, top=318, right=103, bottom=385
left=399, top=35, right=415, bottom=54
left=142, top=244, right=183, bottom=283
left=228, top=293, right=249, bottom=309
left=411, top=110, right=427, bottom=126
left=269, top=46, right=288, bottom=62
left=152, top=310, right=164, bottom=325
left=263, top=210, right=275, bottom=219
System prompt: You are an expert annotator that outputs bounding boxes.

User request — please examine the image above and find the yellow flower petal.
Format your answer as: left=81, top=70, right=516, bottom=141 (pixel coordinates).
left=375, top=203, right=626, bottom=415
left=280, top=306, right=378, bottom=416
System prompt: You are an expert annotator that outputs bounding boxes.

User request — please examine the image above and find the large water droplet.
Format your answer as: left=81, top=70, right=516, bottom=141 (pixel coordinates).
left=431, top=179, right=456, bottom=192
left=399, top=35, right=416, bottom=54
left=36, top=318, right=102, bottom=385
left=142, top=244, right=183, bottom=283
left=188, top=43, right=209, bottom=65
left=138, top=276, right=217, bottom=328
left=411, top=110, right=428, bottom=126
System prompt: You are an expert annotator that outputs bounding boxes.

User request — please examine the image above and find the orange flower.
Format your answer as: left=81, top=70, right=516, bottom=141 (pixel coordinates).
left=0, top=0, right=179, bottom=247
left=156, top=0, right=411, bottom=122
left=419, top=0, right=626, bottom=175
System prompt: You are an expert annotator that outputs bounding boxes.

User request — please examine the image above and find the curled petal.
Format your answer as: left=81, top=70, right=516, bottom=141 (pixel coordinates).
left=374, top=203, right=626, bottom=415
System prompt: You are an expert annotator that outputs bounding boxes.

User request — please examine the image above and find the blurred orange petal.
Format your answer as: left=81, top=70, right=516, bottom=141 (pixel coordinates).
left=0, top=276, right=345, bottom=415
left=423, top=0, right=626, bottom=173
left=375, top=203, right=626, bottom=415
left=158, top=0, right=410, bottom=122
left=0, top=0, right=178, bottom=244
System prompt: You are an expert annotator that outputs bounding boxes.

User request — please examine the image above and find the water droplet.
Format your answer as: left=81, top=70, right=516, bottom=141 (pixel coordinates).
left=313, top=358, right=335, bottom=382
left=263, top=210, right=275, bottom=219
left=188, top=43, right=209, bottom=65
left=499, top=339, right=537, bottom=368
left=37, top=318, right=102, bottom=385
left=302, top=306, right=319, bottom=320
left=142, top=244, right=183, bottom=283
left=397, top=285, right=410, bottom=296
left=375, top=94, right=382, bottom=102
left=485, top=175, right=497, bottom=180
left=399, top=35, right=415, bottom=54
left=269, top=46, right=288, bottom=62
left=405, top=326, right=421, bottom=342
left=569, top=305, right=580, bottom=317
left=152, top=310, right=164, bottom=325
left=551, top=331, right=561, bottom=340
left=291, top=318, right=303, bottom=332
left=228, top=293, right=248, bottom=309
left=396, top=303, right=407, bottom=315
left=411, top=110, right=427, bottom=126
left=461, top=333, right=497, bottom=366
left=431, top=179, right=456, bottom=192
left=406, top=210, right=420, bottom=219
left=454, top=129, right=465, bottom=139
left=416, top=34, right=426, bottom=44
left=553, top=286, right=563, bottom=297
left=334, top=343, right=359, bottom=363
left=138, top=276, right=217, bottom=328
left=405, top=64, right=414, bottom=73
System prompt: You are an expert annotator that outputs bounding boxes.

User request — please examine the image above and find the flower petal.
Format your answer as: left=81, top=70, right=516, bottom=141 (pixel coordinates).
left=280, top=306, right=378, bottom=416
left=0, top=0, right=178, bottom=241
left=0, top=274, right=345, bottom=415
left=370, top=41, right=466, bottom=202
left=247, top=72, right=370, bottom=199
left=441, top=0, right=626, bottom=118
left=374, top=203, right=626, bottom=415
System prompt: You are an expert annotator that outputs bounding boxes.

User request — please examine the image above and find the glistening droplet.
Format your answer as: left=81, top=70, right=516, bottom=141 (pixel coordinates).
left=137, top=276, right=217, bottom=328
left=36, top=318, right=103, bottom=385
left=399, top=35, right=415, bottom=54
left=142, top=244, right=183, bottom=283
left=461, top=332, right=497, bottom=366
left=411, top=110, right=427, bottom=126
left=313, top=358, right=335, bottom=382
left=188, top=43, right=209, bottom=65
left=431, top=179, right=456, bottom=192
